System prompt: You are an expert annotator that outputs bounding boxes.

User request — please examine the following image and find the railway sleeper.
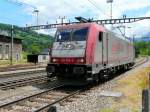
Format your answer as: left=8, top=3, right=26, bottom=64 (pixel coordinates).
left=23, top=101, right=43, bottom=108
left=11, top=105, right=32, bottom=111
left=29, top=98, right=51, bottom=104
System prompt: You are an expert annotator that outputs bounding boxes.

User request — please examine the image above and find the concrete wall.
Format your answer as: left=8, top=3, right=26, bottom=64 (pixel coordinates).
left=0, top=42, right=22, bottom=61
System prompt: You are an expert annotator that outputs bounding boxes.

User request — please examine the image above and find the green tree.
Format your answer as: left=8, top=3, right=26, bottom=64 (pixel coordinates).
left=30, top=43, right=41, bottom=54
left=134, top=41, right=150, bottom=56
left=0, top=23, right=54, bottom=55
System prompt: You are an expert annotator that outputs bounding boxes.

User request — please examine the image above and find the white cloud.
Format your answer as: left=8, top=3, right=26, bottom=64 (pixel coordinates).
left=126, top=11, right=150, bottom=37
left=14, top=0, right=150, bottom=36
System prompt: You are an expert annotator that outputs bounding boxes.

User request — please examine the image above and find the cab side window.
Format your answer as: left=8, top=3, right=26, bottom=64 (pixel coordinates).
left=99, top=32, right=103, bottom=42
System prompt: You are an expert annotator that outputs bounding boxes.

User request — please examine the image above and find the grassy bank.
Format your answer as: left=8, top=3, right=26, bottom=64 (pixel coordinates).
left=0, top=59, right=28, bottom=67
left=100, top=66, right=150, bottom=112
left=112, top=67, right=150, bottom=111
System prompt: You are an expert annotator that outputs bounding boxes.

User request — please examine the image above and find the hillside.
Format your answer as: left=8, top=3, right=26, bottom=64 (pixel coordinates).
left=134, top=37, right=150, bottom=42
left=134, top=41, right=150, bottom=56
left=0, top=23, right=54, bottom=54
left=145, top=32, right=150, bottom=37
left=133, top=32, right=150, bottom=42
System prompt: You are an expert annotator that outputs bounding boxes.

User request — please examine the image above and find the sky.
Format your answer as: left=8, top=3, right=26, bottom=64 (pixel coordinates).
left=0, top=0, right=150, bottom=37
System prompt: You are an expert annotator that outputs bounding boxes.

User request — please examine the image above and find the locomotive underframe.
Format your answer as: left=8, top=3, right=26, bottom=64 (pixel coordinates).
left=46, top=62, right=134, bottom=85
left=46, top=64, right=92, bottom=82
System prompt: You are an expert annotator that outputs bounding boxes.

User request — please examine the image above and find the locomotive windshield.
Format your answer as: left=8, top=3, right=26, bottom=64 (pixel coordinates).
left=56, top=29, right=71, bottom=42
left=56, top=27, right=88, bottom=42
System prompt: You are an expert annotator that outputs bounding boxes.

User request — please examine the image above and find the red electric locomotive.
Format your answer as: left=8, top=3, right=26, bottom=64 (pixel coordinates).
left=46, top=23, right=135, bottom=85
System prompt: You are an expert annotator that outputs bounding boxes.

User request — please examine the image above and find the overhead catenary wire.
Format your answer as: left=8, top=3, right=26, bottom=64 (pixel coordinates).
left=7, top=0, right=37, bottom=9
left=87, top=0, right=110, bottom=18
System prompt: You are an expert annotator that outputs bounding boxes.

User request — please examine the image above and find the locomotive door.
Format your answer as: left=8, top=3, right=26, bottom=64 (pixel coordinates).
left=102, top=33, right=109, bottom=66
left=98, top=32, right=103, bottom=65
left=106, top=33, right=109, bottom=65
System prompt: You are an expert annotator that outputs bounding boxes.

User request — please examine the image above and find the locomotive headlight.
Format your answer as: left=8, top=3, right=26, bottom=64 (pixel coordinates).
left=52, top=58, right=58, bottom=62
left=77, top=58, right=85, bottom=63
left=80, top=59, right=84, bottom=63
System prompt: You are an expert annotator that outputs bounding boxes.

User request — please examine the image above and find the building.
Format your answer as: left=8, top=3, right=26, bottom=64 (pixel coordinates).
left=38, top=49, right=49, bottom=63
left=0, top=34, right=22, bottom=60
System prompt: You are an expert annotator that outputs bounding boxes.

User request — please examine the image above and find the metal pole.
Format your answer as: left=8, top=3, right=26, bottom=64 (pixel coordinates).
left=107, top=0, right=113, bottom=29
left=37, top=10, right=39, bottom=26
left=10, top=25, right=14, bottom=65
left=33, top=9, right=39, bottom=39
left=107, top=0, right=113, bottom=19
left=36, top=10, right=39, bottom=37
left=110, top=2, right=112, bottom=19
left=133, top=35, right=135, bottom=43
left=123, top=26, right=125, bottom=37
left=110, top=2, right=113, bottom=30
left=149, top=73, right=150, bottom=89
left=59, top=16, right=65, bottom=25
left=142, top=89, right=150, bottom=112
left=34, top=9, right=39, bottom=26
left=127, top=26, right=132, bottom=42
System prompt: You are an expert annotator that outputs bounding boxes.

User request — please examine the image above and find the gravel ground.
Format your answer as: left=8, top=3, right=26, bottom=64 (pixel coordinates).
left=0, top=86, right=43, bottom=106
left=57, top=59, right=150, bottom=112
left=57, top=80, right=116, bottom=112
left=0, top=81, right=58, bottom=106
left=0, top=58, right=147, bottom=112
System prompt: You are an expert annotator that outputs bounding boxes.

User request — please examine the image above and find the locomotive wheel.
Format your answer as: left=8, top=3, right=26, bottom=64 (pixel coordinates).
left=112, top=68, right=116, bottom=75
left=99, top=69, right=110, bottom=81
left=47, top=73, right=55, bottom=81
left=93, top=74, right=100, bottom=85
left=124, top=65, right=129, bottom=71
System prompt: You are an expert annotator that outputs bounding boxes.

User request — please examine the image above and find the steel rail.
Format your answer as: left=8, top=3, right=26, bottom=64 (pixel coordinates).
left=0, top=69, right=45, bottom=78
left=0, top=65, right=45, bottom=72
left=0, top=75, right=48, bottom=90
left=133, top=57, right=149, bottom=68
left=35, top=89, right=82, bottom=112
left=0, top=84, right=64, bottom=109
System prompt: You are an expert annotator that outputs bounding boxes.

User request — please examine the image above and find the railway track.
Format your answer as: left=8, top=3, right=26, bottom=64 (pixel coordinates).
left=0, top=57, right=149, bottom=111
left=0, top=64, right=45, bottom=72
left=0, top=84, right=83, bottom=112
left=132, top=57, right=149, bottom=68
left=0, top=68, right=45, bottom=78
left=0, top=57, right=147, bottom=90
left=0, top=75, right=49, bottom=90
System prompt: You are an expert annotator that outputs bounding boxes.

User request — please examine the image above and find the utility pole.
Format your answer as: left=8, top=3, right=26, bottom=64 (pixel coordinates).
left=133, top=34, right=136, bottom=43
left=10, top=25, right=14, bottom=65
left=59, top=16, right=65, bottom=25
left=33, top=9, right=39, bottom=40
left=107, top=0, right=113, bottom=19
left=149, top=73, right=150, bottom=89
left=127, top=26, right=132, bottom=42
left=107, top=0, right=113, bottom=29
left=34, top=9, right=39, bottom=26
